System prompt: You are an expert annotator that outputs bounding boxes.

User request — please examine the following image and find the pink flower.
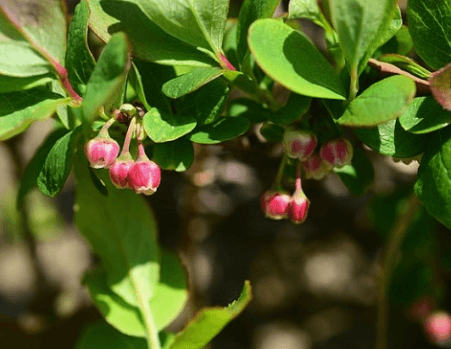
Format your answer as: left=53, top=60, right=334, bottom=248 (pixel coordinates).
left=424, top=311, right=451, bottom=344
left=319, top=138, right=353, bottom=168
left=302, top=153, right=332, bottom=180
left=129, top=160, right=161, bottom=195
left=109, top=159, right=133, bottom=189
left=289, top=188, right=310, bottom=224
left=283, top=128, right=317, bottom=161
left=261, top=190, right=291, bottom=220
left=84, top=137, right=120, bottom=169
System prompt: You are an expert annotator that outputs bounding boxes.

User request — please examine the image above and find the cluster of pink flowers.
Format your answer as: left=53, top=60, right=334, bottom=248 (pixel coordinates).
left=261, top=128, right=353, bottom=224
left=84, top=117, right=161, bottom=196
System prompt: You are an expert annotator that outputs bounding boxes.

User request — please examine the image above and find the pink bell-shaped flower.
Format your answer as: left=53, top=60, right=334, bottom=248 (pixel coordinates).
left=129, top=142, right=161, bottom=195
left=302, top=153, right=332, bottom=180
left=424, top=311, right=451, bottom=344
left=319, top=138, right=353, bottom=168
left=283, top=128, right=317, bottom=161
left=84, top=118, right=119, bottom=169
left=260, top=189, right=291, bottom=220
left=289, top=189, right=310, bottom=224
left=109, top=157, right=133, bottom=189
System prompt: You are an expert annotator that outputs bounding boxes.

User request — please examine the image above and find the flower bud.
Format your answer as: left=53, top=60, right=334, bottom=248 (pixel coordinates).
left=283, top=128, right=317, bottom=161
left=303, top=154, right=332, bottom=180
left=84, top=137, right=120, bottom=169
left=129, top=160, right=161, bottom=195
left=260, top=190, right=291, bottom=220
left=424, top=311, right=451, bottom=344
left=289, top=188, right=310, bottom=224
left=109, top=158, right=133, bottom=189
left=319, top=138, right=353, bottom=168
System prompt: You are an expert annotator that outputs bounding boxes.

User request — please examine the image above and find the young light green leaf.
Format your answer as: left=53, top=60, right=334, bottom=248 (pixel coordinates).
left=337, top=75, right=416, bottom=127
left=333, top=147, right=374, bottom=196
left=248, top=19, right=346, bottom=100
left=74, top=156, right=160, bottom=307
left=0, top=88, right=70, bottom=141
left=1, top=0, right=67, bottom=64
left=76, top=322, right=147, bottom=349
left=407, top=0, right=451, bottom=70
left=84, top=249, right=188, bottom=337
left=0, top=73, right=55, bottom=93
left=162, top=68, right=224, bottom=99
left=66, top=0, right=96, bottom=96
left=153, top=138, right=195, bottom=172
left=236, top=0, right=280, bottom=64
left=86, top=0, right=217, bottom=67
left=17, top=128, right=69, bottom=207
left=0, top=43, right=53, bottom=77
left=378, top=54, right=431, bottom=79
left=170, top=281, right=252, bottom=349
left=330, top=0, right=398, bottom=75
left=354, top=119, right=432, bottom=158
left=82, top=32, right=130, bottom=121
left=143, top=108, right=197, bottom=143
left=430, top=63, right=451, bottom=111
left=415, top=127, right=451, bottom=230
left=399, top=97, right=451, bottom=135
left=188, top=117, right=251, bottom=144
left=123, top=0, right=229, bottom=55
left=174, top=78, right=229, bottom=125
left=36, top=127, right=81, bottom=197
left=269, top=93, right=311, bottom=126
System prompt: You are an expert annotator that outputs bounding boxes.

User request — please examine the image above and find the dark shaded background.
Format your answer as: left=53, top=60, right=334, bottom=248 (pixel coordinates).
left=1, top=1, right=449, bottom=348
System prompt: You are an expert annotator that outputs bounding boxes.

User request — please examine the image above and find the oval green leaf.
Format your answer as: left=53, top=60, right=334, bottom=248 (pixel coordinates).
left=354, top=119, right=432, bottom=158
left=248, top=19, right=346, bottom=100
left=399, top=97, right=451, bottom=134
left=143, top=108, right=197, bottom=143
left=338, top=75, right=416, bottom=127
left=188, top=117, right=251, bottom=144
left=153, top=138, right=194, bottom=172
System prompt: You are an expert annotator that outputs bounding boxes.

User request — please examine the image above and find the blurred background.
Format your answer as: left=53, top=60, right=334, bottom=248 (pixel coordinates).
left=2, top=0, right=451, bottom=348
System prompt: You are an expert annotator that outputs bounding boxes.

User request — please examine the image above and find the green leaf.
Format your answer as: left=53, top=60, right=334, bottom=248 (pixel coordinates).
left=162, top=68, right=224, bottom=99
left=0, top=73, right=55, bottom=93
left=0, top=88, right=70, bottom=140
left=153, top=138, right=195, bottom=172
left=86, top=0, right=217, bottom=67
left=174, top=78, right=229, bottom=125
left=132, top=60, right=176, bottom=114
left=430, top=63, right=451, bottom=111
left=76, top=322, right=147, bottom=349
left=74, top=157, right=160, bottom=307
left=1, top=0, right=67, bottom=64
left=66, top=0, right=96, bottom=96
left=170, top=281, right=252, bottom=349
left=259, top=122, right=284, bottom=142
left=289, top=0, right=322, bottom=21
left=399, top=97, right=451, bottom=135
left=415, top=127, right=451, bottom=230
left=82, top=32, right=130, bottom=121
left=143, top=108, right=197, bottom=143
left=330, top=0, right=398, bottom=75
left=248, top=19, right=346, bottom=100
left=123, top=0, right=229, bottom=55
left=228, top=98, right=271, bottom=123
left=334, top=147, right=374, bottom=196
left=0, top=42, right=53, bottom=77
left=377, top=26, right=414, bottom=57
left=378, top=54, right=431, bottom=79
left=337, top=75, right=416, bottom=127
left=354, top=119, right=432, bottom=158
left=223, top=19, right=239, bottom=70
left=84, top=250, right=188, bottom=337
left=36, top=127, right=81, bottom=197
left=269, top=93, right=311, bottom=125
left=17, top=128, right=69, bottom=207
left=188, top=117, right=251, bottom=144
left=407, top=0, right=451, bottom=70
left=236, top=0, right=280, bottom=64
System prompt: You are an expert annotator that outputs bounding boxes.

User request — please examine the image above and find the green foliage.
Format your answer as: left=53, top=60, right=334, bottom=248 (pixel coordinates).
left=0, top=73, right=55, bottom=93
left=338, top=75, right=416, bottom=127
left=415, top=128, right=451, bottom=230
left=153, top=138, right=195, bottom=172
left=170, top=281, right=252, bottom=349
left=407, top=0, right=451, bottom=70
left=188, top=117, right=250, bottom=144
left=248, top=19, right=346, bottom=100
left=162, top=68, right=224, bottom=98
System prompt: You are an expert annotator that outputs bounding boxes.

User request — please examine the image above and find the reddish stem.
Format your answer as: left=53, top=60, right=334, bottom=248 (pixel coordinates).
left=120, top=117, right=136, bottom=157
left=295, top=160, right=302, bottom=191
left=52, top=59, right=82, bottom=102
left=220, top=53, right=236, bottom=71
